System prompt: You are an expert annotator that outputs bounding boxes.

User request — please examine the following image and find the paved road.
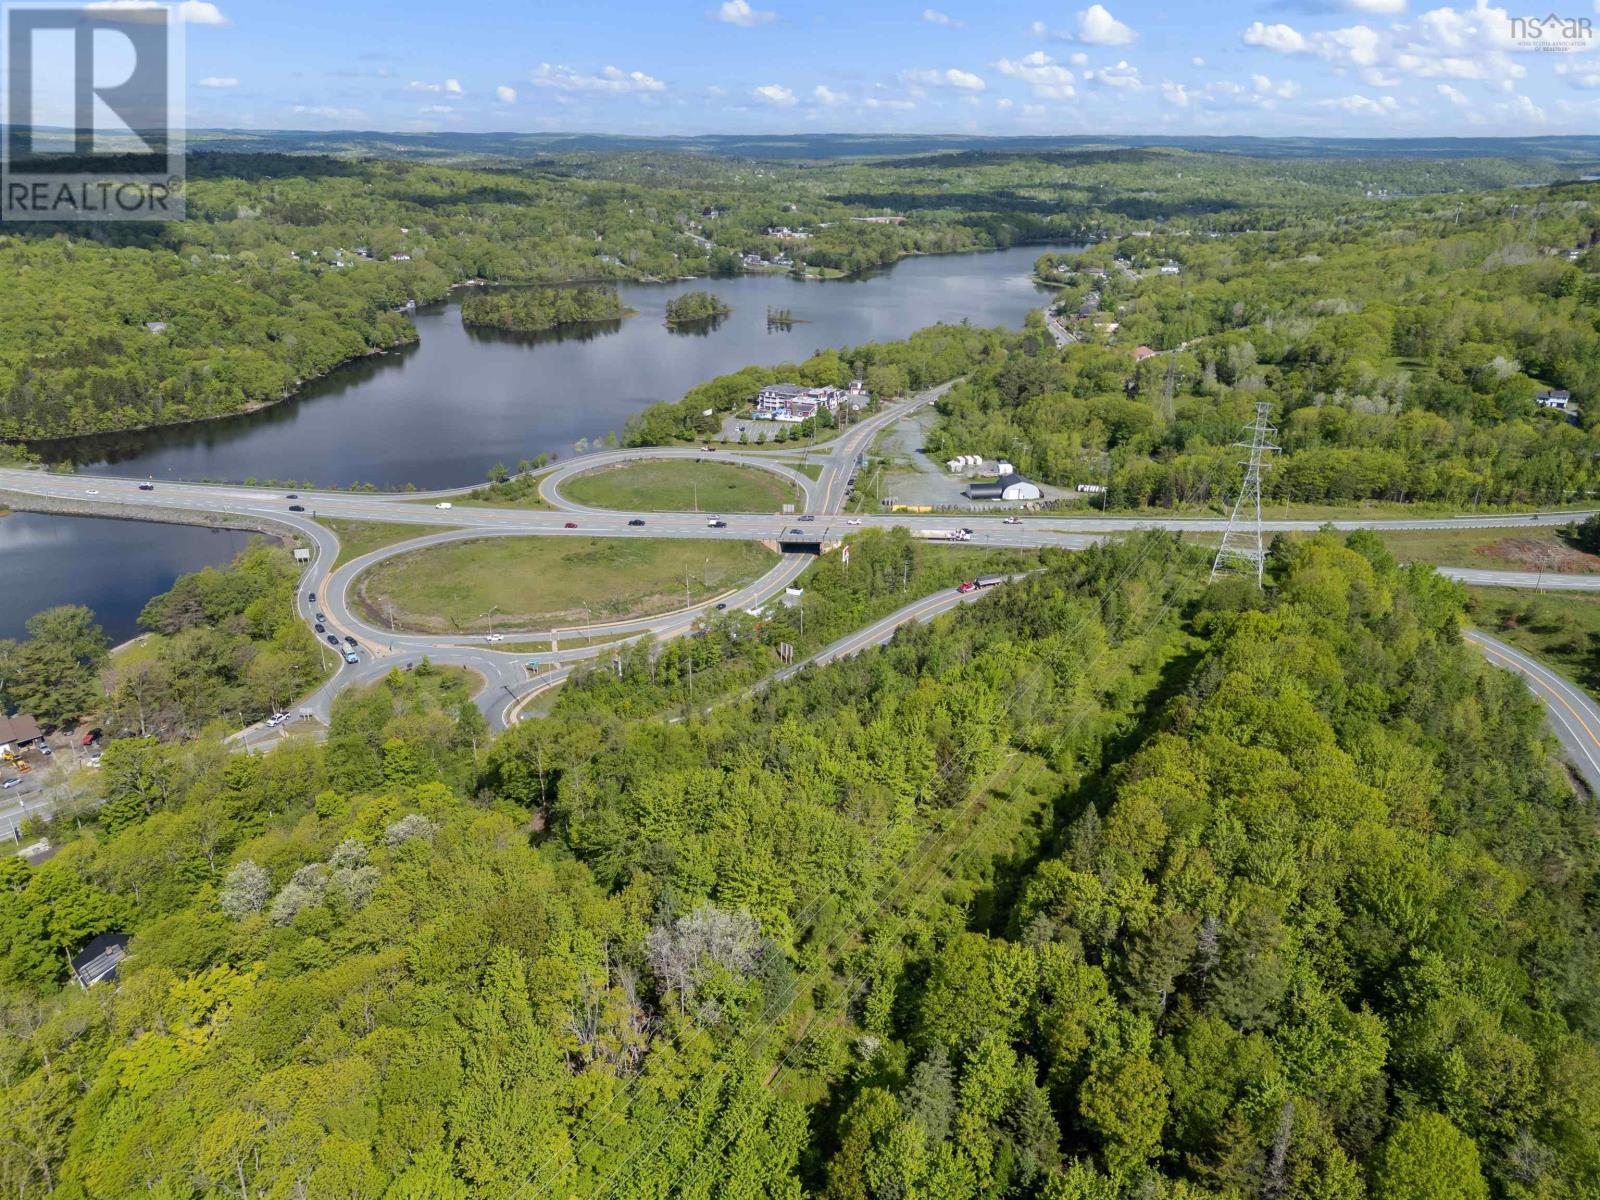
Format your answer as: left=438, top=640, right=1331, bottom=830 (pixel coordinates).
left=1464, top=627, right=1600, bottom=795
left=1438, top=567, right=1600, bottom=591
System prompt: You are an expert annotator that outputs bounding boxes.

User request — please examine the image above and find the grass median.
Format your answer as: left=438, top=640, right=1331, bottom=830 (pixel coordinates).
left=353, top=535, right=777, bottom=633
left=562, top=459, right=800, bottom=514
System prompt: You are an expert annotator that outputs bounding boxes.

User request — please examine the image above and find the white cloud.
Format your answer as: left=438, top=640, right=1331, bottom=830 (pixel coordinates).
left=1070, top=51, right=1089, bottom=66
left=923, top=8, right=963, bottom=27
left=496, top=85, right=517, bottom=103
left=1242, top=21, right=1308, bottom=53
left=1191, top=55, right=1206, bottom=67
left=1436, top=82, right=1470, bottom=104
left=994, top=51, right=1076, bottom=98
left=408, top=79, right=462, bottom=94
left=715, top=0, right=776, bottom=26
left=1325, top=92, right=1399, bottom=116
left=1161, top=81, right=1192, bottom=107
left=1346, top=0, right=1405, bottom=12
left=863, top=94, right=916, bottom=111
left=752, top=83, right=797, bottom=105
left=1251, top=73, right=1300, bottom=98
left=88, top=0, right=229, bottom=24
left=813, top=84, right=848, bottom=105
left=1088, top=59, right=1142, bottom=88
left=902, top=67, right=987, bottom=90
left=418, top=104, right=453, bottom=114
left=1076, top=3, right=1134, bottom=45
left=531, top=64, right=667, bottom=94
left=197, top=75, right=238, bottom=88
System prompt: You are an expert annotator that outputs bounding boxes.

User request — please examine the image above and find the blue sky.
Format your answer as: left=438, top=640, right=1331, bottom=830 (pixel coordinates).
left=162, top=0, right=1600, bottom=135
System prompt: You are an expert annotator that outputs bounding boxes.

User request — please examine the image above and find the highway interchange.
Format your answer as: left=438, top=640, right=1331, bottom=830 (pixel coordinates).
left=7, top=384, right=1600, bottom=828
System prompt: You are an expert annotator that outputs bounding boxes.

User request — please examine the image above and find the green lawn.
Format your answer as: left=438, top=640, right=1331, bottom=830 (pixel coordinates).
left=1467, top=587, right=1600, bottom=700
left=324, top=519, right=446, bottom=569
left=354, top=536, right=777, bottom=633
left=562, top=459, right=800, bottom=514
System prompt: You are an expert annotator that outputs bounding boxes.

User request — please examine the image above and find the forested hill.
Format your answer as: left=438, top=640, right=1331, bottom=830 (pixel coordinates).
left=0, top=147, right=1588, bottom=444
left=3, top=531, right=1598, bottom=1197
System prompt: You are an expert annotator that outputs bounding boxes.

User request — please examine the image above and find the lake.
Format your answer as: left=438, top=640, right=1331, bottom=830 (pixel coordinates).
left=9, top=244, right=1071, bottom=631
left=50, top=243, right=1074, bottom=490
left=0, top=512, right=255, bottom=644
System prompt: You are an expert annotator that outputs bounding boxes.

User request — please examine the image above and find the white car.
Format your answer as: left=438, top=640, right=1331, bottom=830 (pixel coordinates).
left=2, top=777, right=21, bottom=790
left=1003, top=516, right=1023, bottom=525
left=846, top=518, right=863, bottom=526
left=85, top=488, right=100, bottom=495
left=485, top=633, right=504, bottom=643
left=86, top=757, right=102, bottom=769
left=436, top=501, right=453, bottom=510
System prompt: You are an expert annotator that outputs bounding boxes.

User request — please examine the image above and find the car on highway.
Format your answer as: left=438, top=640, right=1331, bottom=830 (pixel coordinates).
left=715, top=602, right=727, bottom=610
left=288, top=504, right=305, bottom=512
left=1003, top=516, right=1023, bottom=525
left=343, top=635, right=357, bottom=646
left=789, top=528, right=804, bottom=535
left=957, top=581, right=977, bottom=594
left=286, top=493, right=298, bottom=499
left=315, top=612, right=326, bottom=623
left=314, top=624, right=326, bottom=634
left=2, top=778, right=21, bottom=790
left=84, top=488, right=99, bottom=495
left=485, top=633, right=503, bottom=643
left=564, top=521, right=579, bottom=528
left=308, top=592, right=316, bottom=601
left=138, top=482, right=155, bottom=491
left=628, top=518, right=646, bottom=527
left=799, top=514, right=815, bottom=522
left=846, top=518, right=862, bottom=525
left=708, top=519, right=727, bottom=528
left=326, top=635, right=340, bottom=646
left=436, top=502, right=453, bottom=509
left=344, top=651, right=360, bottom=664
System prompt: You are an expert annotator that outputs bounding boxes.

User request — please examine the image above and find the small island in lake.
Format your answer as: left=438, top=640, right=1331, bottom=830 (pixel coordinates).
left=460, top=286, right=634, bottom=332
left=664, top=291, right=732, bottom=325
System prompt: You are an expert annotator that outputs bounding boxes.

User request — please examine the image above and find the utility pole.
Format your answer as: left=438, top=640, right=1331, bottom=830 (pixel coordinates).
left=1210, top=401, right=1278, bottom=588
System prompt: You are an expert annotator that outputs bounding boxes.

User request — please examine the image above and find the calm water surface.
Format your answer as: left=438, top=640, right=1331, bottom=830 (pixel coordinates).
left=12, top=245, right=1071, bottom=627
left=1, top=513, right=254, bottom=643
left=54, top=244, right=1075, bottom=489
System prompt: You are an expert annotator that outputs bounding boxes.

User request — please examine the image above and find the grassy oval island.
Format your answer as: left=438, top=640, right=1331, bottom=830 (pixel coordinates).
left=562, top=458, right=801, bottom=513
left=354, top=535, right=777, bottom=633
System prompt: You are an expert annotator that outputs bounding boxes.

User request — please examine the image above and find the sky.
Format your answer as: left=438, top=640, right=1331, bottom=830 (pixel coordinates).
left=145, top=0, right=1600, bottom=136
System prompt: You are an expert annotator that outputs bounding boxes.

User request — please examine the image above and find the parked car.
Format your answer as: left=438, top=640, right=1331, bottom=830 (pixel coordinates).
left=81, top=729, right=99, bottom=746
left=2, top=778, right=21, bottom=790
left=288, top=504, right=305, bottom=512
left=86, top=756, right=102, bottom=768
left=38, top=745, right=51, bottom=757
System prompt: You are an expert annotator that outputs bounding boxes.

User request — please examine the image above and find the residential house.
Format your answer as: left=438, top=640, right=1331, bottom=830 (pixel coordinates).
left=1536, top=389, right=1573, bottom=411
left=1133, top=346, right=1158, bottom=362
left=71, top=933, right=129, bottom=989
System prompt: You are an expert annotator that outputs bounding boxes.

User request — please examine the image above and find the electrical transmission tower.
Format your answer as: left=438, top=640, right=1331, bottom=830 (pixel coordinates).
left=1210, top=401, right=1278, bottom=587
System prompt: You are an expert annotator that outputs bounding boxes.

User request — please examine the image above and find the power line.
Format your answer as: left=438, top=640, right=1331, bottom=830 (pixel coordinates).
left=1210, top=401, right=1278, bottom=588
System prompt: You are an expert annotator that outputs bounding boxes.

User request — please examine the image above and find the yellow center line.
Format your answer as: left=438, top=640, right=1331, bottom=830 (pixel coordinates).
left=1474, top=639, right=1600, bottom=773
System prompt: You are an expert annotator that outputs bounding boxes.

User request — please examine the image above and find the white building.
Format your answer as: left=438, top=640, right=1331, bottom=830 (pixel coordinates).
left=1536, top=389, right=1573, bottom=411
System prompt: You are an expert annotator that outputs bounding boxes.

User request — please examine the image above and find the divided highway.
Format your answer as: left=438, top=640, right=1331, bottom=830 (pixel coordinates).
left=1464, top=628, right=1600, bottom=795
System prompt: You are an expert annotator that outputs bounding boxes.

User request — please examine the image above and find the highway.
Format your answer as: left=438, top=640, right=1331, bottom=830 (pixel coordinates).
left=1437, top=567, right=1600, bottom=592
left=1464, top=628, right=1600, bottom=795
left=10, top=381, right=1600, bottom=795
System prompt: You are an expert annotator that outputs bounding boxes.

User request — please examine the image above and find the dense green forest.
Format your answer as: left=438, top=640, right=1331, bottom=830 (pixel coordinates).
left=4, top=529, right=1598, bottom=1197
left=664, top=291, right=731, bottom=325
left=925, top=187, right=1600, bottom=509
left=0, top=146, right=1575, bottom=443
left=460, top=285, right=633, bottom=333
